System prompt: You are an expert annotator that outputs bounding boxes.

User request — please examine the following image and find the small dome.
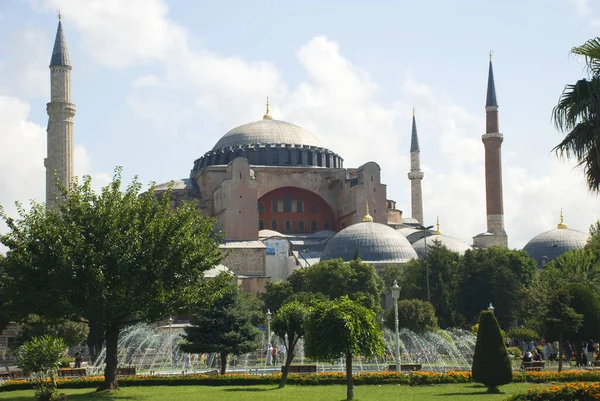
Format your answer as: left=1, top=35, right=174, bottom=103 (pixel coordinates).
left=259, top=229, right=285, bottom=238
left=154, top=178, right=199, bottom=192
left=523, top=228, right=590, bottom=267
left=212, top=119, right=323, bottom=150
left=412, top=234, right=472, bottom=258
left=320, top=222, right=417, bottom=264
left=397, top=227, right=420, bottom=237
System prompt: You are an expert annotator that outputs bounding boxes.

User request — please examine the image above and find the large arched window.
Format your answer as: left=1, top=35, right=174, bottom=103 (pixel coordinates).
left=271, top=220, right=278, bottom=230
left=311, top=221, right=318, bottom=232
left=298, top=220, right=305, bottom=232
left=257, top=202, right=265, bottom=214
left=258, top=220, right=265, bottom=230
left=284, top=220, right=292, bottom=232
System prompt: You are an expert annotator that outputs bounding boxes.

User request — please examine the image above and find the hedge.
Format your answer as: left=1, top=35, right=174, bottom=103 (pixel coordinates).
left=1, top=369, right=600, bottom=392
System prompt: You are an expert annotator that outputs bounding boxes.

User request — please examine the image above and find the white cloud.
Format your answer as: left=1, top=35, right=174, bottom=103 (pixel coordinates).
left=570, top=0, right=590, bottom=17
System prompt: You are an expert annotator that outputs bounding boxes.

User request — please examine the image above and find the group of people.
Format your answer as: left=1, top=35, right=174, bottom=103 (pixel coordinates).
left=266, top=343, right=287, bottom=366
left=518, top=338, right=599, bottom=367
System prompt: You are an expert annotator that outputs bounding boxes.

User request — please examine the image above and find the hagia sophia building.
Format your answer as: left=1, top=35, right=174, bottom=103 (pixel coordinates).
left=44, top=18, right=591, bottom=294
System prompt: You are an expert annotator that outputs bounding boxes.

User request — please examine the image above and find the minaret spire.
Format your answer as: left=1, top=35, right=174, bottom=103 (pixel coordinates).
left=45, top=16, right=76, bottom=208
left=408, top=109, right=424, bottom=224
left=473, top=55, right=508, bottom=248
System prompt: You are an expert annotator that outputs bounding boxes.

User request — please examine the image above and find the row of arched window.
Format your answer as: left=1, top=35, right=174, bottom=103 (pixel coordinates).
left=259, top=220, right=330, bottom=232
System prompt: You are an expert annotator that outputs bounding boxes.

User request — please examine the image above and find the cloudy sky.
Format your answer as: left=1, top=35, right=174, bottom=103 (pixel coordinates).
left=1, top=0, right=599, bottom=249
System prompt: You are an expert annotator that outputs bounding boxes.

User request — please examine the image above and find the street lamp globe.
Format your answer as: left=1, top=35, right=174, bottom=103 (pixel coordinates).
left=391, top=280, right=400, bottom=300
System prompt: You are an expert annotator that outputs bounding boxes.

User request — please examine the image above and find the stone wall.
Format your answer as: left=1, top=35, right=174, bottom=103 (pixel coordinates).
left=221, top=247, right=266, bottom=276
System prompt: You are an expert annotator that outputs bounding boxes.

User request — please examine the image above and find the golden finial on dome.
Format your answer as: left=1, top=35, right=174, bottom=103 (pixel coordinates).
left=434, top=216, right=441, bottom=234
left=557, top=208, right=568, bottom=229
left=263, top=96, right=272, bottom=120
left=362, top=200, right=374, bottom=222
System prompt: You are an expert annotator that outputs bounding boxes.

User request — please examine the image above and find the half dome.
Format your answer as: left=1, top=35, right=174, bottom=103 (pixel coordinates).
left=523, top=228, right=590, bottom=267
left=412, top=234, right=472, bottom=258
left=320, top=222, right=418, bottom=264
left=212, top=119, right=323, bottom=150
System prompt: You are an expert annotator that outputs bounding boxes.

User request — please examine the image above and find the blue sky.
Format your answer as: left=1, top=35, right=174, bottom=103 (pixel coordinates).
left=1, top=0, right=599, bottom=249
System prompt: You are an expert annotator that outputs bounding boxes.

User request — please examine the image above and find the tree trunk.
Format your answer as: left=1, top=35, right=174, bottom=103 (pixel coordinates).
left=279, top=338, right=297, bottom=389
left=220, top=352, right=228, bottom=375
left=346, top=353, right=353, bottom=401
left=99, top=325, right=119, bottom=391
left=558, top=332, right=563, bottom=372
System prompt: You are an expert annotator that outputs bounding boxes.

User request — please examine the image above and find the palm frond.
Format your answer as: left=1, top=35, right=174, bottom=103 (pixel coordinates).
left=552, top=78, right=600, bottom=131
left=572, top=38, right=600, bottom=77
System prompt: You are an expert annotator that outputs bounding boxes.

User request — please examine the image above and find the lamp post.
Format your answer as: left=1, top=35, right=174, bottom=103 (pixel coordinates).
left=391, top=280, right=401, bottom=373
left=266, top=309, right=272, bottom=345
left=168, top=316, right=173, bottom=371
left=419, top=225, right=434, bottom=303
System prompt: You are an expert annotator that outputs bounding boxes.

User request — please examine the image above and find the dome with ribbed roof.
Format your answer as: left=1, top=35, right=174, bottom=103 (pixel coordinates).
left=412, top=234, right=472, bottom=258
left=523, top=228, right=589, bottom=267
left=320, top=221, right=418, bottom=264
left=212, top=119, right=323, bottom=150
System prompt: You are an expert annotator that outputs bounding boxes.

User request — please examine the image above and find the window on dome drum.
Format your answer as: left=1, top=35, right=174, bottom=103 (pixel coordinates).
left=258, top=202, right=265, bottom=214
left=311, top=204, right=317, bottom=213
left=260, top=151, right=266, bottom=164
left=282, top=150, right=289, bottom=165
left=283, top=193, right=292, bottom=212
left=298, top=220, right=305, bottom=232
left=273, top=151, right=279, bottom=164
left=311, top=221, right=318, bottom=232
left=324, top=221, right=330, bottom=230
left=271, top=220, right=278, bottom=230
left=272, top=199, right=279, bottom=213
left=284, top=220, right=292, bottom=232
left=296, top=200, right=303, bottom=212
left=258, top=220, right=264, bottom=230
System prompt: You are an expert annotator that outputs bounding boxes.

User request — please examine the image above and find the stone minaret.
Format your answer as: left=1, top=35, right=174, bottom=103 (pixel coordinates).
left=45, top=15, right=75, bottom=208
left=474, top=54, right=508, bottom=248
left=407, top=109, right=424, bottom=224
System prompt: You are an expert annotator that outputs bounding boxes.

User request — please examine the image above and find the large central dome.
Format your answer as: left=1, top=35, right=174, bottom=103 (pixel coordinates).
left=212, top=119, right=323, bottom=150
left=192, top=107, right=343, bottom=171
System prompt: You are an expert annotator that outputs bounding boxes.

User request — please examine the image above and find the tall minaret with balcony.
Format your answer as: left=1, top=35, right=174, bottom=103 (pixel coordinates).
left=474, top=53, right=508, bottom=248
left=408, top=109, right=424, bottom=224
left=45, top=14, right=75, bottom=208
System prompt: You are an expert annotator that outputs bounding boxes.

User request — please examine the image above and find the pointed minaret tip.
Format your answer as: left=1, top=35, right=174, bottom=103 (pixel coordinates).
left=263, top=96, right=273, bottom=120
left=50, top=13, right=71, bottom=67
left=486, top=53, right=498, bottom=107
left=410, top=108, right=420, bottom=152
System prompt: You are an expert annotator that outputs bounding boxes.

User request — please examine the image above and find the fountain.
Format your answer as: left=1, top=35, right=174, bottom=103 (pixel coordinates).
left=90, top=323, right=476, bottom=375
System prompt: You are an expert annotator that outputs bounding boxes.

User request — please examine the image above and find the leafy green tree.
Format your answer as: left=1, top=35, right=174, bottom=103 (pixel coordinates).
left=586, top=220, right=600, bottom=256
left=12, top=315, right=89, bottom=350
left=0, top=254, right=10, bottom=333
left=180, top=283, right=262, bottom=375
left=384, top=299, right=438, bottom=333
left=564, top=283, right=600, bottom=365
left=471, top=310, right=512, bottom=393
left=304, top=297, right=384, bottom=401
left=17, top=335, right=66, bottom=401
left=262, top=281, right=294, bottom=313
left=272, top=301, right=310, bottom=388
left=457, top=248, right=537, bottom=329
left=288, top=258, right=384, bottom=314
left=506, top=327, right=539, bottom=343
left=543, top=289, right=583, bottom=372
left=380, top=264, right=404, bottom=293
left=0, top=170, right=223, bottom=390
left=552, top=38, right=600, bottom=192
left=541, top=249, right=600, bottom=293
left=401, top=241, right=462, bottom=328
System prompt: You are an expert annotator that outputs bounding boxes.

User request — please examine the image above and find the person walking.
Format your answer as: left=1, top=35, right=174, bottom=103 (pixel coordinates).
left=588, top=340, right=596, bottom=366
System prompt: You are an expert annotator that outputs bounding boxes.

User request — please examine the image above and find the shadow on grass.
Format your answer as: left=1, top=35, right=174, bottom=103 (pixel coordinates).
left=223, top=387, right=279, bottom=393
left=62, top=390, right=137, bottom=400
left=434, top=385, right=505, bottom=397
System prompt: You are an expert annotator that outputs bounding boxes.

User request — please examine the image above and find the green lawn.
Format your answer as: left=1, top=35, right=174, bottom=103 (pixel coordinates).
left=0, top=383, right=551, bottom=401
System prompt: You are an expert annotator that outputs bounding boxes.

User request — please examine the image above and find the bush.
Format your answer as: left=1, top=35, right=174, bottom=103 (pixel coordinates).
left=506, top=346, right=522, bottom=359
left=471, top=310, right=512, bottom=393
left=17, top=335, right=67, bottom=401
left=384, top=299, right=438, bottom=333
left=506, top=382, right=600, bottom=401
left=507, top=327, right=539, bottom=343
left=58, top=358, right=74, bottom=369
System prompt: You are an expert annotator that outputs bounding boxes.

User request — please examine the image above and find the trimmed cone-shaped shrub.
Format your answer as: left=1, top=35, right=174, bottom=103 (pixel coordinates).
left=471, top=310, right=512, bottom=393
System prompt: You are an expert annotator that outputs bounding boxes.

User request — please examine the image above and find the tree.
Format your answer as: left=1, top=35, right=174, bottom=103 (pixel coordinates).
left=401, top=241, right=462, bottom=328
left=180, top=283, right=262, bottom=375
left=384, top=299, right=438, bottom=333
left=0, top=170, right=223, bottom=390
left=506, top=327, right=539, bottom=344
left=12, top=315, right=89, bottom=350
left=542, top=249, right=600, bottom=293
left=272, top=301, right=310, bottom=388
left=563, top=283, right=600, bottom=365
left=457, top=248, right=537, bottom=329
left=304, top=297, right=384, bottom=401
left=471, top=310, right=512, bottom=393
left=262, top=281, right=294, bottom=313
left=17, top=335, right=66, bottom=401
left=542, top=289, right=583, bottom=372
left=552, top=38, right=600, bottom=192
left=287, top=258, right=384, bottom=314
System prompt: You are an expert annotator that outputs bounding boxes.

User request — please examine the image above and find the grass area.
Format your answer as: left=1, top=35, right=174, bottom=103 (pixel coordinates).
left=0, top=383, right=552, bottom=400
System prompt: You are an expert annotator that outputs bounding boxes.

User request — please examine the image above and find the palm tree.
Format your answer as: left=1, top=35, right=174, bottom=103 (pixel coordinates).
left=552, top=38, right=600, bottom=192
